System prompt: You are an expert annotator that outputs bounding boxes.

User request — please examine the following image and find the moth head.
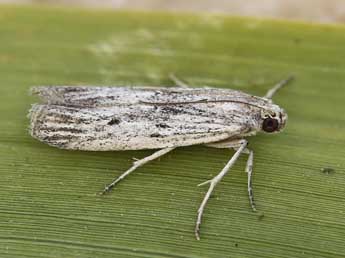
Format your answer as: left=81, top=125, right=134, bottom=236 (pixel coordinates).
left=260, top=107, right=287, bottom=133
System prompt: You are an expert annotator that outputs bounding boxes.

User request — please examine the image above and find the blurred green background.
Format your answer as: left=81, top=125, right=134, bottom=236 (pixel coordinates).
left=1, top=4, right=345, bottom=258
left=1, top=0, right=345, bottom=23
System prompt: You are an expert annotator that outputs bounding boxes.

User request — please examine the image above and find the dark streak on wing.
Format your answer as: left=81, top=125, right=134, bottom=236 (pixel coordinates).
left=140, top=99, right=265, bottom=109
left=31, top=86, right=270, bottom=109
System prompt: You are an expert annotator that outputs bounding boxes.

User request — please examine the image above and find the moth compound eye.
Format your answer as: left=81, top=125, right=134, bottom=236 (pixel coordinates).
left=262, top=118, right=279, bottom=133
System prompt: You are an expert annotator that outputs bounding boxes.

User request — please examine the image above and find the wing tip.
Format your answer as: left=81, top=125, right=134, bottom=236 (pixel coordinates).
left=28, top=104, right=45, bottom=138
left=29, top=86, right=52, bottom=96
left=29, top=86, right=66, bottom=104
left=27, top=104, right=72, bottom=149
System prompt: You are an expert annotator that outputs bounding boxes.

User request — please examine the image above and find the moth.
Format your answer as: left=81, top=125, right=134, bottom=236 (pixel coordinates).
left=29, top=75, right=292, bottom=240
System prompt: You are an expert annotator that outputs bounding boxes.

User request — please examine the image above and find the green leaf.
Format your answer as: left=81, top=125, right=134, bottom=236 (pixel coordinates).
left=1, top=4, right=345, bottom=258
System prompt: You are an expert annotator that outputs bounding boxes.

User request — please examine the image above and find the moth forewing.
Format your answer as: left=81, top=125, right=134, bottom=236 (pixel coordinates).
left=29, top=86, right=270, bottom=151
left=29, top=77, right=291, bottom=240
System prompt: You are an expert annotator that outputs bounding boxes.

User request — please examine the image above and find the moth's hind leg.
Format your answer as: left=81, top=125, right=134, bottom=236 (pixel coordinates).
left=101, top=147, right=175, bottom=195
left=169, top=73, right=190, bottom=88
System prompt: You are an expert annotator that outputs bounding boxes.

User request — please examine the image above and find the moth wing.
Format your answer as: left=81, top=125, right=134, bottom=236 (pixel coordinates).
left=29, top=102, right=248, bottom=151
left=31, top=86, right=269, bottom=108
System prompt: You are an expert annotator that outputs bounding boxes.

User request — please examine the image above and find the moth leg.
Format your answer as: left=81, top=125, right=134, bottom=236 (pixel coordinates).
left=246, top=149, right=256, bottom=211
left=264, top=75, right=294, bottom=99
left=169, top=73, right=190, bottom=88
left=101, top=147, right=175, bottom=195
left=195, top=139, right=248, bottom=240
left=206, top=139, right=256, bottom=211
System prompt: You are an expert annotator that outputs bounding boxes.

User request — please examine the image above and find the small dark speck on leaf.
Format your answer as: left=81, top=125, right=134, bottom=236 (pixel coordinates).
left=235, top=243, right=238, bottom=247
left=294, top=38, right=302, bottom=44
left=321, top=167, right=335, bottom=175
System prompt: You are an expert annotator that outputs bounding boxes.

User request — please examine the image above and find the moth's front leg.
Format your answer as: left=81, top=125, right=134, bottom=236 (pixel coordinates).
left=195, top=139, right=256, bottom=240
left=205, top=138, right=256, bottom=211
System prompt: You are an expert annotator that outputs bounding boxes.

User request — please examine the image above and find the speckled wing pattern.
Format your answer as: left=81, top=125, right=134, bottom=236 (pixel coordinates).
left=29, top=86, right=267, bottom=151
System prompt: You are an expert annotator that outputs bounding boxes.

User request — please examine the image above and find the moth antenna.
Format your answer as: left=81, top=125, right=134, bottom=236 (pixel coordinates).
left=264, top=75, right=294, bottom=99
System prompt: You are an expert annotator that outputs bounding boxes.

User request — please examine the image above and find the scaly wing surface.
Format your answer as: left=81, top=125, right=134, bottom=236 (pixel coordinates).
left=29, top=86, right=263, bottom=150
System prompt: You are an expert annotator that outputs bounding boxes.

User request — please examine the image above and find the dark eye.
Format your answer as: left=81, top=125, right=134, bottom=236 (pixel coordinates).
left=262, top=118, right=279, bottom=133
